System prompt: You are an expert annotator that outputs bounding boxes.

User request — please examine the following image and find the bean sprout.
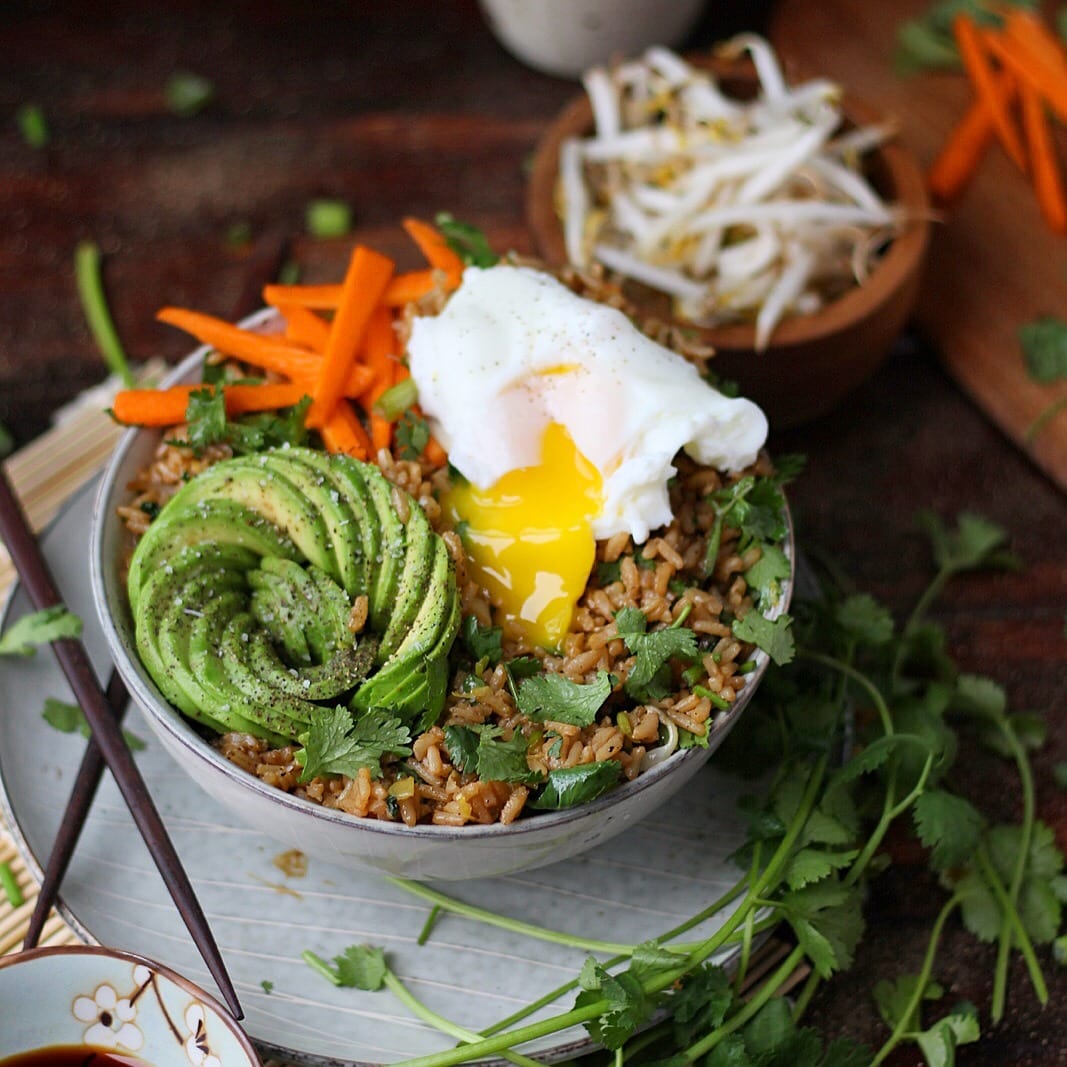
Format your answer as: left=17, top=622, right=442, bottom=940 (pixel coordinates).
left=557, top=36, right=904, bottom=348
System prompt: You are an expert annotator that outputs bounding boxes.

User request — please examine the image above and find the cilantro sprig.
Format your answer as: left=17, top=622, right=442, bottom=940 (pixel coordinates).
left=0, top=605, right=82, bottom=657
left=298, top=508, right=1057, bottom=1067
left=296, top=705, right=410, bottom=782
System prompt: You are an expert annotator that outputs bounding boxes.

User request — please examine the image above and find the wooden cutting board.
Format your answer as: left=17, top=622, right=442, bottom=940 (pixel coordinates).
left=771, top=0, right=1067, bottom=491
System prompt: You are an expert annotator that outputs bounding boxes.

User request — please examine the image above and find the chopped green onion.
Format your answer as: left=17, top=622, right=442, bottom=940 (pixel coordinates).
left=74, top=241, right=134, bottom=388
left=306, top=199, right=353, bottom=239
left=16, top=104, right=48, bottom=149
left=417, top=904, right=442, bottom=946
left=737, top=659, right=757, bottom=674
left=0, top=861, right=23, bottom=908
left=693, top=684, right=730, bottom=710
left=165, top=71, right=214, bottom=117
left=617, top=710, right=632, bottom=737
left=374, top=377, right=418, bottom=420
left=225, top=219, right=253, bottom=248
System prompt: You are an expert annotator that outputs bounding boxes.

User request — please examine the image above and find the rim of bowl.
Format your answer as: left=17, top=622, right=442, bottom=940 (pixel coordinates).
left=0, top=943, right=259, bottom=1059
left=90, top=307, right=794, bottom=844
left=524, top=55, right=931, bottom=352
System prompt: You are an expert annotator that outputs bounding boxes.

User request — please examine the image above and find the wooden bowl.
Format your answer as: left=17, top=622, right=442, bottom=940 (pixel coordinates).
left=525, top=59, right=931, bottom=429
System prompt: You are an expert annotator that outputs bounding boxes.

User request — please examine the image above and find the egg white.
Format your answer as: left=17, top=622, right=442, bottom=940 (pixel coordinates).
left=407, top=264, right=768, bottom=543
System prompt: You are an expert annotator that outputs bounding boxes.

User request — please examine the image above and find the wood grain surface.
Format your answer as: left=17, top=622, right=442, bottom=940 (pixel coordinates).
left=0, top=1, right=1064, bottom=1062
left=771, top=0, right=1067, bottom=490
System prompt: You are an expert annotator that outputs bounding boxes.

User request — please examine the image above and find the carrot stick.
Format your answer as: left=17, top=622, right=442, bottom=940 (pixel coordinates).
left=382, top=269, right=439, bottom=307
left=306, top=245, right=395, bottom=428
left=1020, top=80, right=1067, bottom=232
left=277, top=302, right=331, bottom=352
left=1003, top=9, right=1067, bottom=76
left=265, top=268, right=446, bottom=312
left=111, top=382, right=308, bottom=426
left=262, top=283, right=343, bottom=310
left=928, top=70, right=1015, bottom=204
left=402, top=218, right=464, bottom=288
left=356, top=305, right=399, bottom=451
left=320, top=400, right=373, bottom=459
left=157, top=307, right=324, bottom=380
left=953, top=15, right=1027, bottom=171
left=424, top=435, right=447, bottom=467
left=983, top=27, right=1067, bottom=125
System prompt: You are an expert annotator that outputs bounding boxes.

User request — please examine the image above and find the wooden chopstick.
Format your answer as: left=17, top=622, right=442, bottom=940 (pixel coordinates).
left=0, top=465, right=243, bottom=1018
left=22, top=669, right=128, bottom=950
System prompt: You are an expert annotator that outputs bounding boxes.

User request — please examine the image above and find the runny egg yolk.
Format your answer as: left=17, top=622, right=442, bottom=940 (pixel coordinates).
left=445, top=421, right=603, bottom=650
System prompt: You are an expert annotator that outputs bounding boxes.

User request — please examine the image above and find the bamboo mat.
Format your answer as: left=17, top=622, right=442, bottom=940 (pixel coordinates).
left=0, top=379, right=140, bottom=954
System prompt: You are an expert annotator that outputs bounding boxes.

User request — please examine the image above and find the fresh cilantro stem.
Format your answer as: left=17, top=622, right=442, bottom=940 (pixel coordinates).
left=302, top=949, right=341, bottom=986
left=975, top=845, right=1048, bottom=1012
left=417, top=904, right=442, bottom=946
left=387, top=877, right=639, bottom=955
left=790, top=968, right=821, bottom=1023
left=732, top=841, right=762, bottom=994
left=869, top=893, right=964, bottom=1067
left=800, top=649, right=893, bottom=736
left=381, top=968, right=543, bottom=1067
left=391, top=759, right=827, bottom=1067
left=684, top=945, right=806, bottom=1062
left=987, top=715, right=1037, bottom=1022
left=74, top=240, right=135, bottom=388
left=0, top=861, right=23, bottom=908
left=847, top=750, right=935, bottom=889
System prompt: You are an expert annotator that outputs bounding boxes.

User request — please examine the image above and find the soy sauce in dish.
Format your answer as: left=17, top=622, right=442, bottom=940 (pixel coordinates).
left=0, top=1048, right=148, bottom=1066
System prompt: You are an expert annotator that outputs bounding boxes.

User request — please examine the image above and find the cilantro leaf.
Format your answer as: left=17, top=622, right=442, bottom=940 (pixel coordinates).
left=443, top=725, right=480, bottom=773
left=874, top=974, right=945, bottom=1032
left=780, top=879, right=864, bottom=977
left=474, top=726, right=542, bottom=785
left=296, top=705, right=410, bottom=782
left=516, top=670, right=611, bottom=727
left=575, top=958, right=655, bottom=1050
left=396, top=410, right=430, bottom=460
left=434, top=213, right=500, bottom=267
left=670, top=963, right=733, bottom=1047
left=616, top=607, right=699, bottom=695
left=732, top=610, right=795, bottom=666
left=784, top=847, right=860, bottom=890
left=914, top=1007, right=980, bottom=1067
left=181, top=387, right=311, bottom=456
left=531, top=760, right=622, bottom=810
left=333, top=944, right=387, bottom=990
left=462, top=615, right=503, bottom=665
left=744, top=544, right=792, bottom=609
left=913, top=790, right=985, bottom=871
left=917, top=511, right=1018, bottom=575
left=0, top=605, right=82, bottom=656
left=41, top=697, right=146, bottom=751
left=833, top=593, right=894, bottom=646
left=1019, top=315, right=1067, bottom=383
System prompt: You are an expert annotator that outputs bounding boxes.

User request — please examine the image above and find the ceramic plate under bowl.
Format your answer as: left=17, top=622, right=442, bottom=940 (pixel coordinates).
left=88, top=311, right=792, bottom=882
left=1, top=478, right=762, bottom=1066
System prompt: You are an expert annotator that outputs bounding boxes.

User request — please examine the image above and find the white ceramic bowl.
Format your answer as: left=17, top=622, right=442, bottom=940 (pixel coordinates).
left=90, top=313, right=791, bottom=881
left=0, top=945, right=259, bottom=1065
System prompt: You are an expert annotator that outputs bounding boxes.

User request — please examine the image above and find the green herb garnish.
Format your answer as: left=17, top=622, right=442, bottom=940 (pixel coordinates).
left=306, top=199, right=353, bottom=239
left=165, top=71, right=215, bottom=116
left=295, top=705, right=410, bottom=782
left=41, top=697, right=146, bottom=751
left=74, top=241, right=135, bottom=388
left=0, top=606, right=82, bottom=657
left=16, top=103, right=48, bottom=149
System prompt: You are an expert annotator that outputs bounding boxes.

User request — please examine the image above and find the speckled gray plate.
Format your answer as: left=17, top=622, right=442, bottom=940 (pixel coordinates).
left=0, top=479, right=754, bottom=1066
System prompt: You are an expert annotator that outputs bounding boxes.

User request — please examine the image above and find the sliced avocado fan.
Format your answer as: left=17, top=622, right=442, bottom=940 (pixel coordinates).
left=126, top=446, right=461, bottom=744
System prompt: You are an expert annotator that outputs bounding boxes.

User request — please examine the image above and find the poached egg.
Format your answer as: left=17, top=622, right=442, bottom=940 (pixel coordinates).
left=407, top=265, right=767, bottom=648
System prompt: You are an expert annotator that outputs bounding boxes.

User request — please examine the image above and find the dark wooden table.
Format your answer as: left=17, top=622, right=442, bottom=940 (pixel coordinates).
left=1, top=2, right=1064, bottom=1062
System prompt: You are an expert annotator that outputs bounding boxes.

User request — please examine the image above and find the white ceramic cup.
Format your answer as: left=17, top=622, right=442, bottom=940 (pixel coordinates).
left=478, top=0, right=707, bottom=78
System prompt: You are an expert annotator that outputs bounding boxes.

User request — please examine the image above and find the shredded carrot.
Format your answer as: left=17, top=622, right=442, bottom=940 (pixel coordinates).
left=357, top=305, right=399, bottom=451
left=953, top=15, right=1026, bottom=171
left=112, top=382, right=308, bottom=427
left=1020, top=81, right=1067, bottom=233
left=402, top=218, right=464, bottom=288
left=277, top=302, right=331, bottom=352
left=320, top=399, right=373, bottom=460
left=306, top=245, right=395, bottom=428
